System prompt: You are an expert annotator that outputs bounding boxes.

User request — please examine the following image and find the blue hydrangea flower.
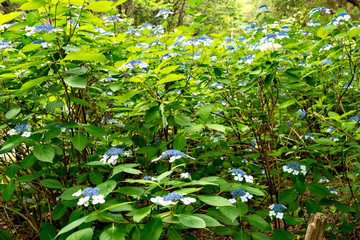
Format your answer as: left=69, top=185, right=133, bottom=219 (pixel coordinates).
left=299, top=61, right=306, bottom=67
left=326, top=126, right=335, bottom=133
left=103, top=15, right=124, bottom=23
left=319, top=44, right=332, bottom=52
left=328, top=187, right=338, bottom=194
left=143, top=176, right=156, bottom=181
left=257, top=5, right=270, bottom=12
left=7, top=123, right=32, bottom=137
left=151, top=192, right=195, bottom=206
left=269, top=204, right=287, bottom=219
left=349, top=117, right=360, bottom=122
left=82, top=187, right=100, bottom=197
left=100, top=146, right=128, bottom=165
left=140, top=23, right=153, bottom=30
left=283, top=162, right=306, bottom=175
left=125, top=29, right=140, bottom=36
left=308, top=7, right=331, bottom=16
left=155, top=9, right=174, bottom=19
left=277, top=32, right=289, bottom=39
left=321, top=59, right=332, bottom=66
left=154, top=25, right=165, bottom=35
left=296, top=109, right=306, bottom=118
left=319, top=176, right=330, bottom=183
left=231, top=169, right=254, bottom=183
left=337, top=11, right=351, bottom=21
left=302, top=133, right=315, bottom=140
left=308, top=20, right=321, bottom=27
left=229, top=188, right=253, bottom=203
left=330, top=135, right=339, bottom=142
left=239, top=54, right=255, bottom=64
left=152, top=150, right=195, bottom=163
left=280, top=26, right=290, bottom=32
left=119, top=60, right=148, bottom=70
left=285, top=120, right=293, bottom=128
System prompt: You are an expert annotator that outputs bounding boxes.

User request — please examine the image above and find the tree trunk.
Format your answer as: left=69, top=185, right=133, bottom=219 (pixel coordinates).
left=304, top=213, right=327, bottom=240
left=346, top=0, right=360, bottom=11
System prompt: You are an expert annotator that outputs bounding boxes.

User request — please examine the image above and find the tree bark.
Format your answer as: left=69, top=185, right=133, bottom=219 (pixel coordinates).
left=304, top=213, right=327, bottom=240
left=346, top=0, right=360, bottom=11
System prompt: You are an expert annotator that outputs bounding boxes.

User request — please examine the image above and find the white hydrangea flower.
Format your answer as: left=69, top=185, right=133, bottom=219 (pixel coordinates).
left=77, top=196, right=90, bottom=207
left=259, top=42, right=282, bottom=52
left=72, top=190, right=83, bottom=197
left=92, top=195, right=105, bottom=204
left=180, top=197, right=196, bottom=205
left=180, top=172, right=190, bottom=179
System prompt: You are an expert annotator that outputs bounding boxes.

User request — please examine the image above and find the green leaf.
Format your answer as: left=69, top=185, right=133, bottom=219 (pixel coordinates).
left=84, top=126, right=107, bottom=137
left=17, top=171, right=43, bottom=182
left=99, top=225, right=125, bottom=240
left=86, top=1, right=113, bottom=12
left=20, top=0, right=46, bottom=10
left=317, top=25, right=336, bottom=38
left=241, top=186, right=265, bottom=196
left=340, top=222, right=354, bottom=233
left=52, top=204, right=67, bottom=220
left=198, top=105, right=213, bottom=121
left=33, top=144, right=55, bottom=163
left=193, top=214, right=222, bottom=227
left=56, top=216, right=89, bottom=236
left=307, top=182, right=331, bottom=196
left=219, top=206, right=239, bottom=222
left=39, top=222, right=57, bottom=240
left=6, top=164, right=19, bottom=179
left=5, top=107, right=21, bottom=119
left=246, top=214, right=271, bottom=231
left=305, top=199, right=322, bottom=214
left=174, top=115, right=190, bottom=126
left=272, top=229, right=294, bottom=240
left=206, top=124, right=227, bottom=133
left=97, top=180, right=117, bottom=197
left=251, top=232, right=271, bottom=240
left=173, top=136, right=186, bottom=150
left=2, top=180, right=15, bottom=201
left=178, top=214, right=206, bottom=228
left=133, top=206, right=152, bottom=222
left=115, top=91, right=141, bottom=104
left=39, top=179, right=64, bottom=189
left=59, top=186, right=83, bottom=200
left=112, top=164, right=141, bottom=177
left=90, top=171, right=103, bottom=185
left=279, top=98, right=297, bottom=109
left=0, top=229, right=12, bottom=240
left=0, top=12, right=20, bottom=25
left=66, top=228, right=93, bottom=240
left=64, top=67, right=88, bottom=75
left=64, top=76, right=87, bottom=88
left=71, top=134, right=89, bottom=151
left=140, top=218, right=163, bottom=240
left=64, top=51, right=107, bottom=62
left=348, top=26, right=360, bottom=38
left=46, top=100, right=64, bottom=112
left=161, top=65, right=179, bottom=74
left=157, top=74, right=184, bottom=85
left=198, top=195, right=232, bottom=206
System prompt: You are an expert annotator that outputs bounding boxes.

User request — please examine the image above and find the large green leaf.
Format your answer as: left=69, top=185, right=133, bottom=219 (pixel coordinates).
left=197, top=195, right=232, bottom=206
left=6, top=164, right=19, bottom=179
left=64, top=51, right=107, bottom=62
left=307, top=182, right=331, bottom=196
left=56, top=216, right=89, bottom=236
left=66, top=228, right=93, bottom=240
left=99, top=226, right=125, bottom=240
left=174, top=115, right=190, bottom=126
left=140, top=218, right=163, bottom=240
left=246, top=214, right=271, bottom=231
left=133, top=206, right=152, bottom=222
left=64, top=76, right=87, bottom=88
left=86, top=1, right=113, bottom=12
left=178, top=214, right=206, bottom=228
left=39, top=179, right=64, bottom=189
left=71, top=134, right=89, bottom=151
left=2, top=180, right=15, bottom=201
left=33, top=144, right=55, bottom=163
left=39, top=222, right=57, bottom=240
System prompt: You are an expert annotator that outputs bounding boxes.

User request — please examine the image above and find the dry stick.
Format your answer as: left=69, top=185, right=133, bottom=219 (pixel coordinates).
left=307, top=110, right=360, bottom=145
left=0, top=205, right=38, bottom=233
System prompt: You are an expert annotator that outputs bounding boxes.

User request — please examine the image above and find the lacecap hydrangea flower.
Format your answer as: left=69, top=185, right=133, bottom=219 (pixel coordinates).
left=328, top=187, right=338, bottom=195
left=296, top=109, right=306, bottom=118
left=259, top=42, right=282, bottom=52
left=229, top=188, right=253, bottom=203
left=269, top=204, right=287, bottom=219
left=7, top=123, right=32, bottom=137
left=155, top=9, right=174, bottom=19
left=308, top=7, right=331, bottom=16
left=257, top=5, right=270, bottom=12
left=150, top=193, right=196, bottom=206
left=143, top=176, right=156, bottom=181
left=283, top=162, right=306, bottom=175
left=151, top=150, right=195, bottom=163
left=180, top=172, right=190, bottom=179
left=302, top=133, right=315, bottom=140
left=119, top=60, right=148, bottom=70
left=100, top=146, right=130, bottom=165
left=308, top=20, right=321, bottom=27
left=72, top=187, right=105, bottom=207
left=319, top=176, right=330, bottom=183
left=232, top=169, right=254, bottom=183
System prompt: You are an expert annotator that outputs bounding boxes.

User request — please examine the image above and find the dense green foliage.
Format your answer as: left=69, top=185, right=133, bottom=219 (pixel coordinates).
left=1, top=0, right=360, bottom=239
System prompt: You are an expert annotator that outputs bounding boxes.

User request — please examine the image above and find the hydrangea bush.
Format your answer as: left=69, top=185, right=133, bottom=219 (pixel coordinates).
left=0, top=2, right=360, bottom=239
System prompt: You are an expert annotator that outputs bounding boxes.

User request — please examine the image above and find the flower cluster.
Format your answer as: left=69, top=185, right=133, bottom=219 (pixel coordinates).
left=143, top=176, right=156, bottom=181
left=180, top=172, right=190, bottom=179
left=119, top=60, right=148, bottom=70
left=72, top=187, right=105, bottom=207
left=25, top=24, right=62, bottom=36
left=296, top=109, right=306, bottom=118
left=7, top=123, right=32, bottom=137
left=100, top=146, right=130, bottom=165
left=229, top=188, right=253, bottom=203
left=308, top=7, right=331, bottom=17
left=329, top=12, right=351, bottom=25
left=155, top=9, right=174, bottom=19
left=269, top=204, right=287, bottom=219
left=232, top=169, right=254, bottom=183
left=150, top=193, right=196, bottom=206
left=283, top=162, right=306, bottom=175
left=151, top=150, right=195, bottom=163
left=302, top=133, right=315, bottom=140
left=319, top=176, right=330, bottom=183
left=257, top=5, right=270, bottom=12
left=308, top=20, right=321, bottom=27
